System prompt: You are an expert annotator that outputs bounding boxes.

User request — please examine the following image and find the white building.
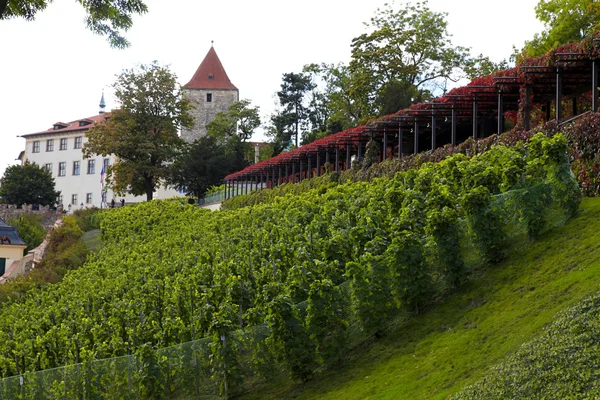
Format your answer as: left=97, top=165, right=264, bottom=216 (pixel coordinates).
left=19, top=101, right=181, bottom=211
left=17, top=46, right=238, bottom=209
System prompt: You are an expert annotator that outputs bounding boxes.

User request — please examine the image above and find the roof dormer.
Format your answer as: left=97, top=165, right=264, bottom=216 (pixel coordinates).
left=53, top=122, right=68, bottom=130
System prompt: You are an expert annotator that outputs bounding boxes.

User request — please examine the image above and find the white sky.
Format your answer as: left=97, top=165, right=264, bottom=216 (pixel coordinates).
left=0, top=0, right=544, bottom=177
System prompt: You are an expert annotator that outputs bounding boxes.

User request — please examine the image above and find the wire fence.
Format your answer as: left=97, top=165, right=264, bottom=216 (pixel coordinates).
left=0, top=178, right=577, bottom=399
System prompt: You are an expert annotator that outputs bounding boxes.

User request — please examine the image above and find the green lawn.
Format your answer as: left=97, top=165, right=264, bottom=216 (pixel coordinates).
left=243, top=197, right=600, bottom=400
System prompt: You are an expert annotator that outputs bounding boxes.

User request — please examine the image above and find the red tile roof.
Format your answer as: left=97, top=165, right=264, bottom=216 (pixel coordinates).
left=184, top=47, right=238, bottom=91
left=21, top=113, right=110, bottom=138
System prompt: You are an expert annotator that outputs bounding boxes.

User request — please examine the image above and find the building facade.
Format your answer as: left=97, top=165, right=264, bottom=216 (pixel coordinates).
left=19, top=113, right=180, bottom=211
left=181, top=46, right=239, bottom=143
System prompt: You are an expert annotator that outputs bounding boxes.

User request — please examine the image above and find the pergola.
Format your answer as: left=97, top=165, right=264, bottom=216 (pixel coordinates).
left=224, top=36, right=600, bottom=199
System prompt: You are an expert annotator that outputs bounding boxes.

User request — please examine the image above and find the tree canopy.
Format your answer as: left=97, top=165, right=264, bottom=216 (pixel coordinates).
left=84, top=62, right=193, bottom=201
left=0, top=161, right=59, bottom=206
left=0, top=0, right=148, bottom=48
left=170, top=135, right=247, bottom=198
left=520, top=0, right=600, bottom=58
left=206, top=100, right=261, bottom=143
left=265, top=0, right=472, bottom=151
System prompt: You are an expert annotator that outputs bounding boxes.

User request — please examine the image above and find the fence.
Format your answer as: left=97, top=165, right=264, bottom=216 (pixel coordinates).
left=0, top=178, right=577, bottom=399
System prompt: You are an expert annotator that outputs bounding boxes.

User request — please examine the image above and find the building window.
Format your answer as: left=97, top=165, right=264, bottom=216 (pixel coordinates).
left=86, top=193, right=92, bottom=204
left=73, top=161, right=80, bottom=175
left=59, top=138, right=67, bottom=150
left=44, top=163, right=52, bottom=172
left=74, top=136, right=82, bottom=149
left=58, top=162, right=66, bottom=177
left=207, top=93, right=212, bottom=102
left=87, top=159, right=95, bottom=174
left=46, top=139, right=54, bottom=152
left=32, top=141, right=40, bottom=153
left=101, top=191, right=107, bottom=204
left=103, top=158, right=110, bottom=172
left=71, top=194, right=78, bottom=205
left=58, top=195, right=63, bottom=205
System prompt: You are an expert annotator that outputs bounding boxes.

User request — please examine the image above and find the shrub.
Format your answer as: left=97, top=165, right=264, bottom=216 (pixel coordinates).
left=8, top=213, right=46, bottom=252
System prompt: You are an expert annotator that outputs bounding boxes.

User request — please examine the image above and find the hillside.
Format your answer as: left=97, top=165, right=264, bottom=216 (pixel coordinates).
left=0, top=133, right=584, bottom=399
left=243, top=196, right=600, bottom=399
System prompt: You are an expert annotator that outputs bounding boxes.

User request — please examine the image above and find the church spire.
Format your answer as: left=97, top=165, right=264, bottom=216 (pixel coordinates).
left=99, top=92, right=106, bottom=115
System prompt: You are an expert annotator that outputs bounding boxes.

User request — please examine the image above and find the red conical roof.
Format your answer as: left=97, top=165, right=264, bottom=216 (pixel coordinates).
left=184, top=47, right=238, bottom=90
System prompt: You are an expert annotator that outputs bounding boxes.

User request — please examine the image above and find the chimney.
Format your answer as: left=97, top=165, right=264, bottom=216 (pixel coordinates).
left=254, top=143, right=260, bottom=164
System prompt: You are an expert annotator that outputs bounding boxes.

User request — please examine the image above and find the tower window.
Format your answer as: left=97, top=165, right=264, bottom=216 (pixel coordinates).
left=207, top=93, right=212, bottom=102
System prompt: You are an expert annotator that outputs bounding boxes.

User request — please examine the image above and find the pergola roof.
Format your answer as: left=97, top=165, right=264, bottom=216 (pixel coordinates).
left=226, top=34, right=600, bottom=181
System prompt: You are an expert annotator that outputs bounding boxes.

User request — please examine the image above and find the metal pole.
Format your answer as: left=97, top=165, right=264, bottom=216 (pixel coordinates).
left=285, top=164, right=289, bottom=183
left=346, top=144, right=351, bottom=170
left=525, top=86, right=531, bottom=130
left=593, top=61, right=599, bottom=113
left=398, top=120, right=403, bottom=158
left=292, top=163, right=296, bottom=183
left=357, top=142, right=362, bottom=161
left=278, top=166, right=282, bottom=186
left=414, top=120, right=419, bottom=154
left=451, top=106, right=457, bottom=145
left=383, top=127, right=388, bottom=160
left=556, top=68, right=562, bottom=121
left=335, top=147, right=340, bottom=171
left=497, top=92, right=504, bottom=135
left=316, top=152, right=321, bottom=177
left=307, top=156, right=312, bottom=179
left=473, top=95, right=478, bottom=139
left=431, top=109, right=436, bottom=150
left=300, top=159, right=303, bottom=181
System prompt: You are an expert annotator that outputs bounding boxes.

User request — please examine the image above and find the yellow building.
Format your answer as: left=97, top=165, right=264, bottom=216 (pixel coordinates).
left=0, top=219, right=27, bottom=279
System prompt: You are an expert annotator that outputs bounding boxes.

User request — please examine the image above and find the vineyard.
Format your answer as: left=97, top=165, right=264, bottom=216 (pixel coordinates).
left=0, top=133, right=581, bottom=398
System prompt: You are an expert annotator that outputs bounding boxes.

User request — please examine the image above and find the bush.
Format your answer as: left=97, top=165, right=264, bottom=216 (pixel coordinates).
left=8, top=213, right=46, bottom=252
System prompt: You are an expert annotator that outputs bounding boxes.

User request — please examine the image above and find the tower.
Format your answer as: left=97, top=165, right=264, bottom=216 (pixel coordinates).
left=181, top=45, right=239, bottom=143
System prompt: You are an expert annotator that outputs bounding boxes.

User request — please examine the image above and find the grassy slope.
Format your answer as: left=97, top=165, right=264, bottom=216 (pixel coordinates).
left=244, top=197, right=600, bottom=400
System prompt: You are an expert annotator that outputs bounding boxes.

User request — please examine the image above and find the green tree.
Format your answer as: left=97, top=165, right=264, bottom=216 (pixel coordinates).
left=7, top=214, right=46, bottom=252
left=207, top=99, right=261, bottom=143
left=277, top=72, right=316, bottom=148
left=265, top=111, right=296, bottom=156
left=84, top=62, right=193, bottom=201
left=0, top=0, right=148, bottom=48
left=520, top=0, right=600, bottom=58
left=464, top=54, right=509, bottom=80
left=170, top=135, right=247, bottom=198
left=0, top=161, right=59, bottom=206
left=349, top=1, right=468, bottom=119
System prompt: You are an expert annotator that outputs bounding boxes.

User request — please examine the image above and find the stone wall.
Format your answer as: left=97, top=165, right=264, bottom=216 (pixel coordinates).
left=0, top=204, right=62, bottom=230
left=181, top=88, right=239, bottom=143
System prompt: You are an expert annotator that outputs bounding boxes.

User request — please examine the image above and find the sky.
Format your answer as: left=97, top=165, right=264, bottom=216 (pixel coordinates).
left=0, top=0, right=544, bottom=177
